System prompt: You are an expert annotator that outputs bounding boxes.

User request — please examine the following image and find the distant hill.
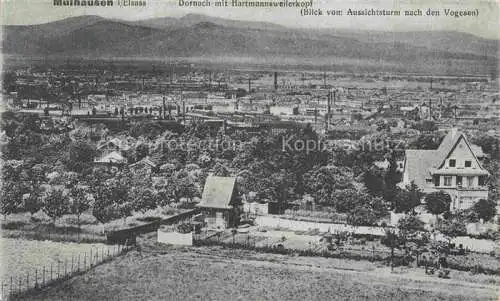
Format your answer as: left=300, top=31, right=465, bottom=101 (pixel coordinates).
left=132, top=13, right=287, bottom=31
left=3, top=14, right=498, bottom=75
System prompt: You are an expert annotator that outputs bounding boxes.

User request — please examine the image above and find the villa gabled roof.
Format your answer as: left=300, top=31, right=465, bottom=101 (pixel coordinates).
left=197, top=176, right=237, bottom=210
left=435, top=129, right=464, bottom=160
left=403, top=149, right=441, bottom=190
left=402, top=128, right=488, bottom=191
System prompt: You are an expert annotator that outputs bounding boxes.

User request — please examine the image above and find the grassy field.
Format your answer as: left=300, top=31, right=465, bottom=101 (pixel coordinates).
left=13, top=242, right=498, bottom=301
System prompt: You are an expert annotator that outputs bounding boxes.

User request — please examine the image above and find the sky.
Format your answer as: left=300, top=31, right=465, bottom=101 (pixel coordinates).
left=1, top=0, right=499, bottom=39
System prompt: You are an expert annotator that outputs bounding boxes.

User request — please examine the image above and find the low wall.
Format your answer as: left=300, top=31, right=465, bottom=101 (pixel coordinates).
left=106, top=209, right=199, bottom=244
left=157, top=229, right=193, bottom=246
left=255, top=216, right=386, bottom=236
left=451, top=236, right=496, bottom=253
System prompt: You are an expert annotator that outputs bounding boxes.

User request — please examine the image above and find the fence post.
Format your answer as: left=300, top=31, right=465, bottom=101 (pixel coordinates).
left=42, top=267, right=45, bottom=286
left=107, top=248, right=110, bottom=259
left=10, top=276, right=12, bottom=297
left=50, top=263, right=53, bottom=281
left=18, top=277, right=21, bottom=294
left=102, top=248, right=104, bottom=262
left=78, top=254, right=81, bottom=272
left=90, top=249, right=93, bottom=267
left=26, top=271, right=29, bottom=291
left=71, top=255, right=74, bottom=273
left=57, top=261, right=60, bottom=279
left=65, top=259, right=67, bottom=278
left=35, top=268, right=38, bottom=288
left=84, top=252, right=87, bottom=270
left=2, top=280, right=4, bottom=299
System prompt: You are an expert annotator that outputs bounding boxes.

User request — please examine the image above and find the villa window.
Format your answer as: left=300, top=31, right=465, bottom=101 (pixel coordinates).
left=478, top=176, right=486, bottom=186
left=444, top=176, right=452, bottom=186
left=433, top=175, right=440, bottom=187
left=465, top=160, right=471, bottom=168
left=467, top=176, right=474, bottom=187
left=449, top=159, right=456, bottom=167
left=456, top=176, right=462, bottom=187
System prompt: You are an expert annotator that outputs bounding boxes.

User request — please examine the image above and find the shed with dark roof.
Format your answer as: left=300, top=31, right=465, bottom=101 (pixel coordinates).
left=197, top=176, right=241, bottom=229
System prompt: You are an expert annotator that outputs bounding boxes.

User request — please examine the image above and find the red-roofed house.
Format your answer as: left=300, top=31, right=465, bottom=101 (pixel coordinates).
left=400, top=128, right=489, bottom=211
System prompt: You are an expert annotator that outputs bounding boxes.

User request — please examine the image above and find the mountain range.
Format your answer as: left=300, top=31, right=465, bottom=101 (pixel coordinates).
left=3, top=14, right=498, bottom=75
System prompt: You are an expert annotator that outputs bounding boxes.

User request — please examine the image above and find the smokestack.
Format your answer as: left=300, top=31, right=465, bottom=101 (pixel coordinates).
left=183, top=101, right=186, bottom=124
left=325, top=92, right=331, bottom=132
left=429, top=98, right=432, bottom=120
left=163, top=96, right=166, bottom=119
left=274, top=72, right=278, bottom=91
left=328, top=91, right=331, bottom=114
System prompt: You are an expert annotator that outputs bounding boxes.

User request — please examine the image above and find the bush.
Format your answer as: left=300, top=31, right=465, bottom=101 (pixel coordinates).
left=60, top=214, right=98, bottom=225
left=283, top=209, right=347, bottom=223
left=177, top=223, right=193, bottom=234
left=136, top=216, right=162, bottom=223
left=1, top=221, right=26, bottom=230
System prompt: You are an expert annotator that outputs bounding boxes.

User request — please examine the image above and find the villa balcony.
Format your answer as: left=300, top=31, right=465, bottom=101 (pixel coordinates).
left=456, top=185, right=489, bottom=192
left=433, top=185, right=488, bottom=191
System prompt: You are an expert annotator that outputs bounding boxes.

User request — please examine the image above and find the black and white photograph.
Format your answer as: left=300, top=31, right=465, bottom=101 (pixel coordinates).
left=0, top=0, right=499, bottom=300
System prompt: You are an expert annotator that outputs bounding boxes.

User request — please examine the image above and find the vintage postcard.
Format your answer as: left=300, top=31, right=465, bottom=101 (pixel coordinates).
left=0, top=0, right=499, bottom=300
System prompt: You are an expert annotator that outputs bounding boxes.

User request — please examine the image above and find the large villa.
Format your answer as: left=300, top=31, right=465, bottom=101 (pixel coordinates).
left=400, top=129, right=490, bottom=211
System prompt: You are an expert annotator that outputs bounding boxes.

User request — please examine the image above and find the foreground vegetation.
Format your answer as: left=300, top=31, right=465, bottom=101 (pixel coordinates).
left=13, top=244, right=498, bottom=301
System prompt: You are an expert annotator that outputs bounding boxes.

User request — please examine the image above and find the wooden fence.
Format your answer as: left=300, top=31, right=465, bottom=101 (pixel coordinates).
left=1, top=244, right=132, bottom=300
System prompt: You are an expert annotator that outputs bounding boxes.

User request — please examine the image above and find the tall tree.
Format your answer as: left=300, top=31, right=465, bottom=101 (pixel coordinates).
left=43, top=189, right=70, bottom=224
left=0, top=181, right=23, bottom=220
left=131, top=187, right=157, bottom=213
left=394, top=182, right=423, bottom=214
left=24, top=186, right=43, bottom=216
left=383, top=152, right=399, bottom=206
left=381, top=229, right=401, bottom=271
left=425, top=191, right=451, bottom=223
left=70, top=186, right=92, bottom=232
left=472, top=199, right=496, bottom=222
